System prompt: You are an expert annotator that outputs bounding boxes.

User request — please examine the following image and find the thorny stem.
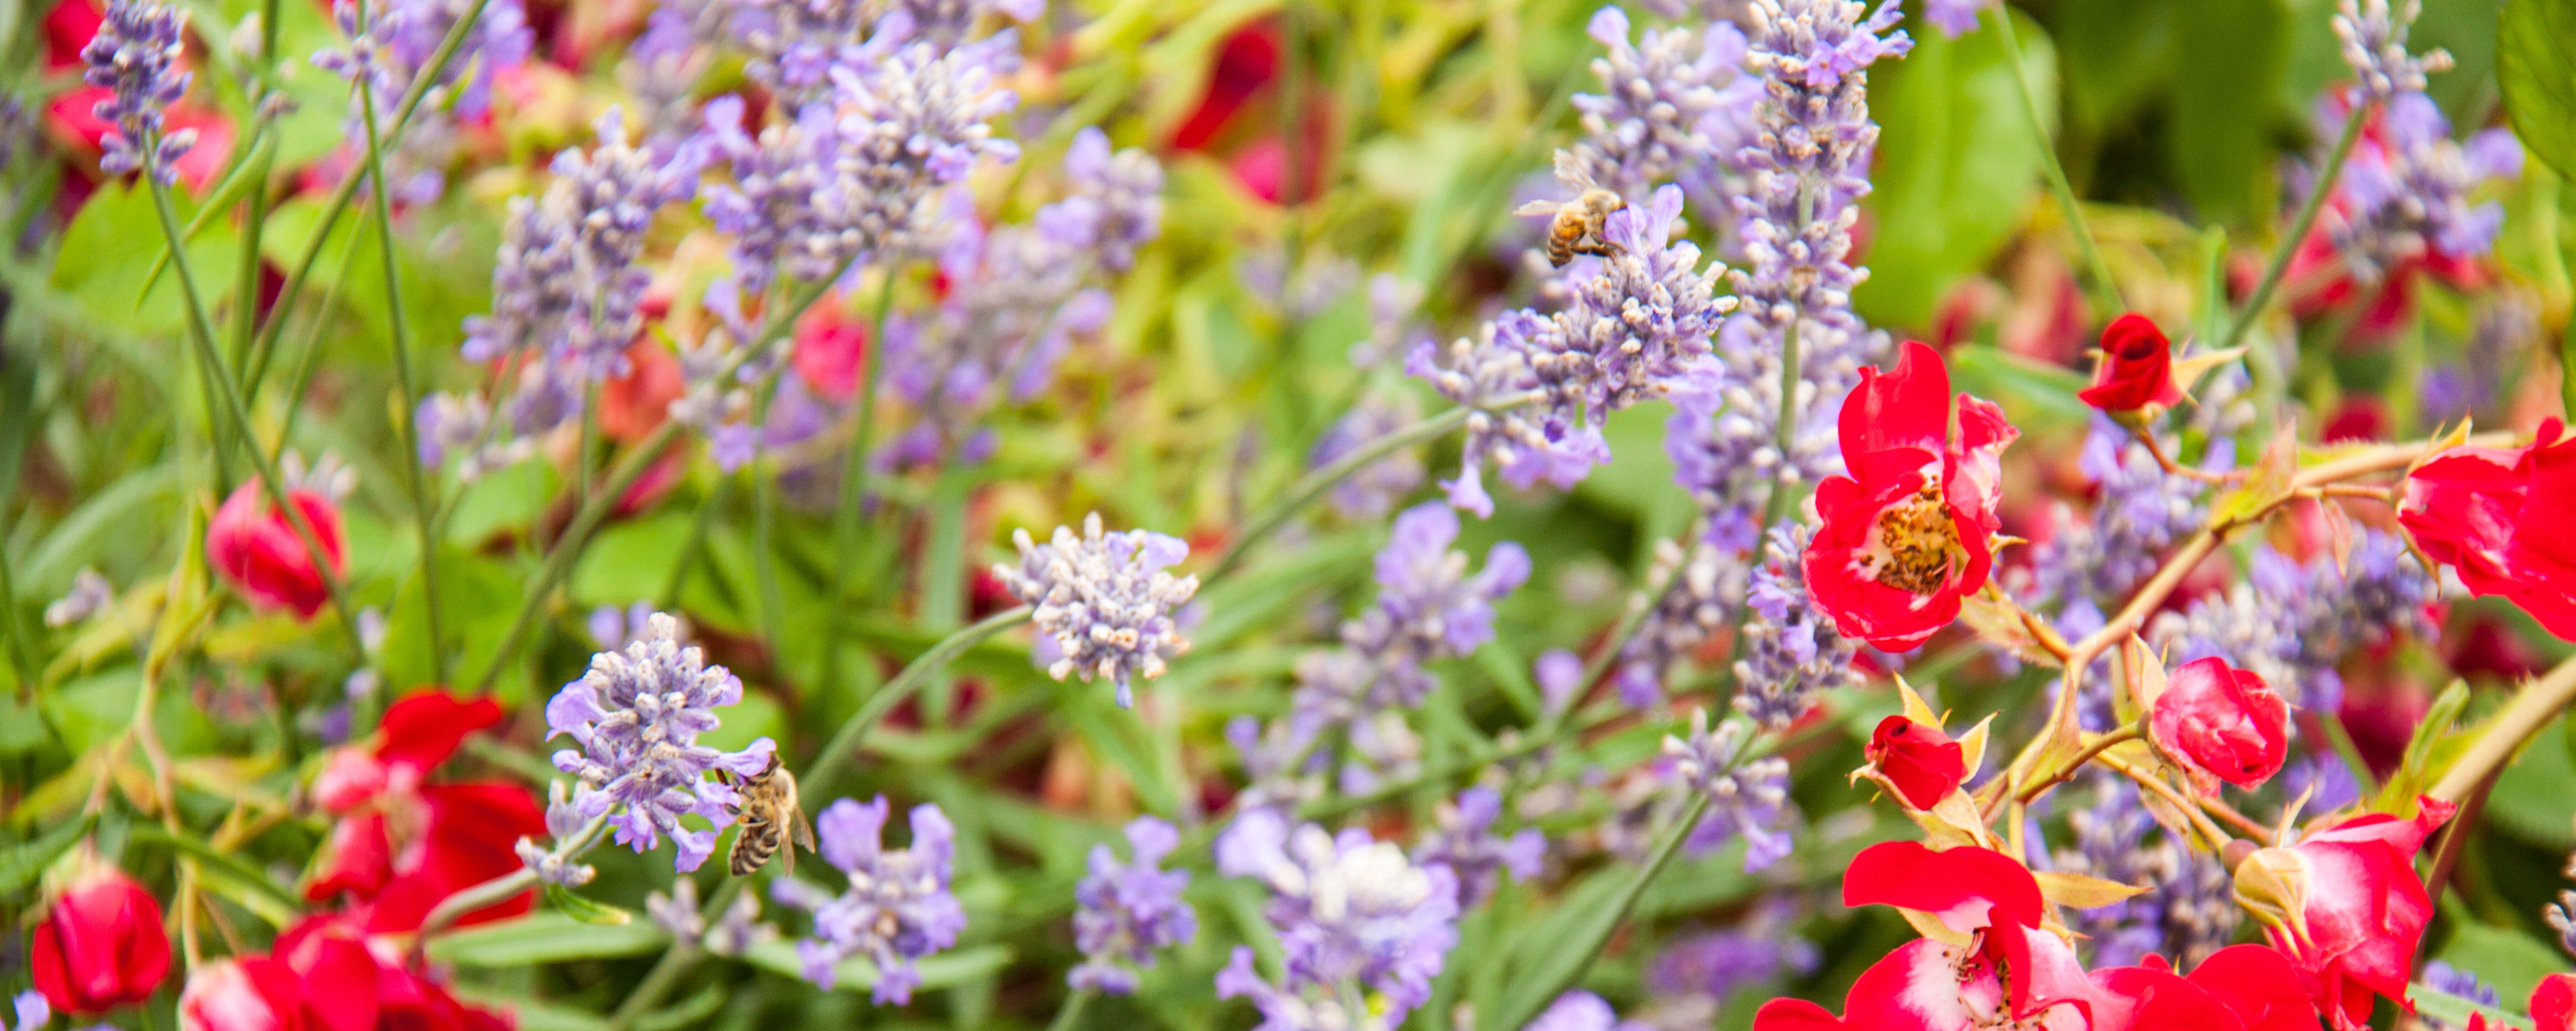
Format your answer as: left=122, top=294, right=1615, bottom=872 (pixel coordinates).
left=2012, top=722, right=2142, bottom=806
left=2220, top=104, right=2369, bottom=356
left=471, top=267, right=857, bottom=693
left=2097, top=752, right=2233, bottom=850
left=818, top=276, right=901, bottom=702
left=801, top=605, right=1034, bottom=795
left=1988, top=4, right=2123, bottom=317
left=139, top=135, right=370, bottom=672
left=353, top=15, right=449, bottom=690
left=2130, top=426, right=2236, bottom=485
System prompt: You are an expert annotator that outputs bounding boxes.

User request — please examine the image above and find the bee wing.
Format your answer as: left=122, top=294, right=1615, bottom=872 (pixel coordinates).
left=1550, top=149, right=1601, bottom=193
left=1514, top=199, right=1568, bottom=216
left=791, top=805, right=816, bottom=853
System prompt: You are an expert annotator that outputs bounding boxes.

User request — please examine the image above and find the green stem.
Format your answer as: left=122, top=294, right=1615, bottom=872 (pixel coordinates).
left=1488, top=789, right=1713, bottom=1031
left=751, top=463, right=785, bottom=673
left=608, top=941, right=700, bottom=1031
left=0, top=550, right=32, bottom=688
left=1762, top=318, right=1804, bottom=527
left=1988, top=4, right=2123, bottom=318
left=469, top=267, right=853, bottom=693
left=243, top=0, right=495, bottom=401
left=818, top=277, right=900, bottom=700
left=658, top=475, right=731, bottom=608
left=1045, top=990, right=1092, bottom=1031
left=2220, top=103, right=2368, bottom=355
left=1206, top=400, right=1498, bottom=586
left=353, top=33, right=447, bottom=690
left=800, top=604, right=1032, bottom=795
left=140, top=139, right=369, bottom=670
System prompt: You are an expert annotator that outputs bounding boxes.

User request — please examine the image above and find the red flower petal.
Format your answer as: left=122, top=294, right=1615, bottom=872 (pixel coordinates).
left=2532, top=973, right=2576, bottom=1031
left=2185, top=945, right=2316, bottom=1031
left=2078, top=314, right=2186, bottom=412
left=1842, top=841, right=2043, bottom=934
left=1863, top=715, right=1968, bottom=809
left=376, top=691, right=504, bottom=773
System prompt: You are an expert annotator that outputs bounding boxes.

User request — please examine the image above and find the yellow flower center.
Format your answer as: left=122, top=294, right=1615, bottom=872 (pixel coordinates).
left=1862, top=485, right=1963, bottom=595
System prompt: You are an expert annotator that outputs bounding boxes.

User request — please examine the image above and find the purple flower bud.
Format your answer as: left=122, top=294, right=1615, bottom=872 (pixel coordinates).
left=775, top=796, right=965, bottom=1004
left=1070, top=816, right=1198, bottom=994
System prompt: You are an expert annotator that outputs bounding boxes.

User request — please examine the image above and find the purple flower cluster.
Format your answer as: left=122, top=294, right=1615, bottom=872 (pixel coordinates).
left=2042, top=774, right=2239, bottom=969
left=1347, top=504, right=1531, bottom=681
left=2327, top=92, right=2521, bottom=284
left=1663, top=708, right=1794, bottom=871
left=1309, top=392, right=1428, bottom=520
left=1646, top=921, right=1818, bottom=1008
left=1524, top=991, right=1649, bottom=1031
left=2154, top=528, right=2435, bottom=713
left=1921, top=0, right=1992, bottom=37
left=1215, top=815, right=1461, bottom=1028
left=773, top=797, right=967, bottom=1004
left=1613, top=536, right=1741, bottom=707
left=2331, top=0, right=2449, bottom=105
left=2016, top=421, right=2212, bottom=609
left=1411, top=787, right=1545, bottom=907
left=877, top=129, right=1162, bottom=470
left=992, top=513, right=1201, bottom=706
left=888, top=0, right=1044, bottom=46
left=80, top=0, right=195, bottom=182
left=1070, top=816, right=1198, bottom=994
left=312, top=0, right=533, bottom=202
left=544, top=612, right=775, bottom=872
left=1413, top=180, right=1733, bottom=517
left=1732, top=523, right=1859, bottom=728
left=515, top=780, right=601, bottom=887
left=1567, top=7, right=1759, bottom=199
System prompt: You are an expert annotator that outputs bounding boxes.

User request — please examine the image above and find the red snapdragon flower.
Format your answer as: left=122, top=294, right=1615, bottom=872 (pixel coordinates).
left=179, top=957, right=309, bottom=1031
left=1863, top=715, right=1967, bottom=809
left=209, top=483, right=345, bottom=620
left=31, top=864, right=172, bottom=1015
left=1803, top=341, right=2020, bottom=650
left=2150, top=657, right=2289, bottom=791
left=306, top=690, right=544, bottom=933
left=2078, top=315, right=2185, bottom=412
left=2397, top=419, right=2576, bottom=641
left=2244, top=798, right=2456, bottom=1030
left=272, top=914, right=513, bottom=1031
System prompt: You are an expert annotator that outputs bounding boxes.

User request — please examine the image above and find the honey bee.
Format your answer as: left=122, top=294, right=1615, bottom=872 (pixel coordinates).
left=1517, top=189, right=1628, bottom=267
left=722, top=753, right=814, bottom=877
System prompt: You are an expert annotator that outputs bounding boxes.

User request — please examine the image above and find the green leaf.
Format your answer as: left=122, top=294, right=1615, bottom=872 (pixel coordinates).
left=0, top=814, right=94, bottom=898
left=49, top=179, right=244, bottom=340
left=544, top=883, right=634, bottom=926
left=1857, top=9, right=2053, bottom=329
left=126, top=825, right=302, bottom=917
left=2375, top=680, right=2473, bottom=813
left=448, top=992, right=611, bottom=1031
left=1948, top=345, right=2093, bottom=431
left=428, top=913, right=669, bottom=966
left=2416, top=984, right=2530, bottom=1031
left=2438, top=920, right=2573, bottom=1004
left=2492, top=716, right=2576, bottom=848
left=383, top=549, right=530, bottom=703
left=736, top=939, right=1013, bottom=994
left=2500, top=0, right=2576, bottom=182
left=2165, top=0, right=2287, bottom=224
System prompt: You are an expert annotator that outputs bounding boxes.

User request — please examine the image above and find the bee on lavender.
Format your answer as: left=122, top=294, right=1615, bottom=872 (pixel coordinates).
left=723, top=753, right=814, bottom=876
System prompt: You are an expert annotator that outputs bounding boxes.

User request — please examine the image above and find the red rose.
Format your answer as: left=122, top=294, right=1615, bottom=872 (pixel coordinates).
left=1170, top=22, right=1279, bottom=151
left=31, top=867, right=171, bottom=1014
left=208, top=483, right=345, bottom=620
left=1802, top=341, right=2019, bottom=650
left=2397, top=419, right=2576, bottom=641
left=274, top=915, right=515, bottom=1031
left=2532, top=974, right=2576, bottom=1031
left=2150, top=656, right=2290, bottom=791
left=2078, top=314, right=2185, bottom=412
left=1862, top=715, right=1967, bottom=809
left=305, top=690, right=538, bottom=933
left=2250, top=798, right=2455, bottom=1030
left=179, top=958, right=308, bottom=1031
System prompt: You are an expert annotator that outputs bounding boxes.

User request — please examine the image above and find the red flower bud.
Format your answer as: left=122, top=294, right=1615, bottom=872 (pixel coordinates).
left=31, top=868, right=172, bottom=1014
left=1863, top=715, right=1967, bottom=809
left=179, top=958, right=307, bottom=1031
left=2078, top=314, right=2185, bottom=412
left=208, top=483, right=345, bottom=620
left=2150, top=657, right=2290, bottom=790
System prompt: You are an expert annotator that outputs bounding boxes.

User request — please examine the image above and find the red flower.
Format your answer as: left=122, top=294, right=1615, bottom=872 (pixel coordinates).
left=598, top=343, right=685, bottom=444
left=208, top=483, right=345, bottom=620
left=1171, top=22, right=1279, bottom=151
left=2249, top=798, right=2456, bottom=1030
left=1804, top=341, right=2020, bottom=650
left=793, top=304, right=870, bottom=402
left=2398, top=419, right=2576, bottom=641
left=2078, top=315, right=2185, bottom=412
left=31, top=866, right=172, bottom=1014
left=2532, top=974, right=2576, bottom=1031
left=273, top=915, right=513, bottom=1031
left=2150, top=657, right=2289, bottom=791
left=1863, top=715, right=1967, bottom=809
left=179, top=957, right=308, bottom=1031
left=305, top=690, right=540, bottom=933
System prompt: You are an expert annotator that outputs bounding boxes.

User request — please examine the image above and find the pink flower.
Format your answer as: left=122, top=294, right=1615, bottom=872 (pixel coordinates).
left=305, top=690, right=540, bottom=933
left=179, top=958, right=308, bottom=1031
left=1803, top=341, right=2019, bottom=650
left=31, top=866, right=171, bottom=1015
left=273, top=915, right=514, bottom=1031
left=2252, top=798, right=2456, bottom=1030
left=208, top=483, right=345, bottom=620
left=792, top=305, right=870, bottom=402
left=2398, top=419, right=2576, bottom=641
left=2150, top=657, right=2290, bottom=791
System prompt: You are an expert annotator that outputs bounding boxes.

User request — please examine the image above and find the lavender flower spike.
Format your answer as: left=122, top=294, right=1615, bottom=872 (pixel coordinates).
left=1734, top=524, right=1861, bottom=729
left=1664, top=708, right=1794, bottom=872
left=1921, top=0, right=1991, bottom=38
left=2332, top=0, right=2451, bottom=105
left=774, top=797, right=966, bottom=1004
left=1344, top=503, right=1530, bottom=674
left=5, top=992, right=46, bottom=1031
left=1568, top=7, right=1757, bottom=198
left=994, top=513, right=1200, bottom=707
left=81, top=0, right=195, bottom=182
left=1070, top=816, right=1199, bottom=994
left=1412, top=787, right=1545, bottom=907
left=545, top=612, right=774, bottom=872
left=1215, top=821, right=1461, bottom=1028
left=1525, top=991, right=1650, bottom=1031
